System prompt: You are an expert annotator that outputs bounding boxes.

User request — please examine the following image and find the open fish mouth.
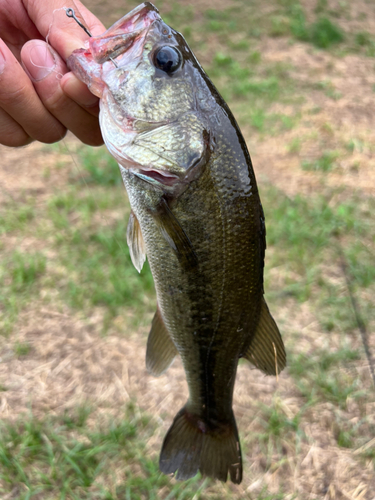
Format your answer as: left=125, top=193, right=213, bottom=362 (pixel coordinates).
left=67, top=2, right=161, bottom=95
left=88, top=2, right=160, bottom=64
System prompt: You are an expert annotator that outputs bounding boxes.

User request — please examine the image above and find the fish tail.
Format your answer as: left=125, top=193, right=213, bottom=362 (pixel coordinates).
left=159, top=405, right=242, bottom=484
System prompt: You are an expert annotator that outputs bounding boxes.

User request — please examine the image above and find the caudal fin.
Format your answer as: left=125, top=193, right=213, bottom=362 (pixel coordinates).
left=159, top=406, right=242, bottom=484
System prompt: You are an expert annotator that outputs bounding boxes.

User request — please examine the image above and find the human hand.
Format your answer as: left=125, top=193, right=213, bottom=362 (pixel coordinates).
left=0, top=0, right=105, bottom=146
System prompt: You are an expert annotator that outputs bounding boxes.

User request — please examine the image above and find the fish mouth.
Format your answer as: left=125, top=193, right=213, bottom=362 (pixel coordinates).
left=88, top=2, right=160, bottom=64
left=67, top=2, right=161, bottom=97
left=131, top=167, right=181, bottom=189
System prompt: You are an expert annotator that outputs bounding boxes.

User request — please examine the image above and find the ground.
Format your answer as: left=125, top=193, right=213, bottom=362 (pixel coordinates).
left=0, top=0, right=374, bottom=498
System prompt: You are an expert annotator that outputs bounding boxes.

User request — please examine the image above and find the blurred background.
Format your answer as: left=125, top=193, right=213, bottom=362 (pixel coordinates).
left=0, top=0, right=375, bottom=498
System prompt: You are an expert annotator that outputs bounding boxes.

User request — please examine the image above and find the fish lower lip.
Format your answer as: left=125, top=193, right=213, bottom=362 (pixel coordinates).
left=134, top=168, right=180, bottom=187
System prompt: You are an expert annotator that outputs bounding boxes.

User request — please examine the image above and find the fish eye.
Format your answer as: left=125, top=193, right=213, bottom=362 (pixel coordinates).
left=153, top=46, right=181, bottom=74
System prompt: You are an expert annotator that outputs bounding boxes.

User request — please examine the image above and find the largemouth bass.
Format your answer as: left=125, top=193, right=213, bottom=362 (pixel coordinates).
left=67, top=2, right=286, bottom=484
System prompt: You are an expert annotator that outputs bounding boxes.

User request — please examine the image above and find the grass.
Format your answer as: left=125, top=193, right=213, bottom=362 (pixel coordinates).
left=1, top=0, right=375, bottom=497
left=1, top=163, right=373, bottom=493
left=288, top=4, right=345, bottom=48
left=0, top=252, right=47, bottom=335
left=0, top=147, right=156, bottom=335
left=14, top=342, right=31, bottom=357
left=287, top=137, right=302, bottom=154
left=75, top=147, right=123, bottom=187
left=312, top=80, right=342, bottom=100
left=48, top=146, right=155, bottom=322
left=48, top=195, right=154, bottom=317
left=262, top=187, right=374, bottom=390
left=289, top=350, right=366, bottom=408
left=207, top=51, right=298, bottom=133
left=0, top=404, right=209, bottom=499
left=301, top=150, right=339, bottom=172
left=0, top=204, right=35, bottom=234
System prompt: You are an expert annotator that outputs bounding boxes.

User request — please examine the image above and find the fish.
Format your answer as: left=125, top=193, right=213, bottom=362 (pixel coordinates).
left=67, top=1, right=286, bottom=484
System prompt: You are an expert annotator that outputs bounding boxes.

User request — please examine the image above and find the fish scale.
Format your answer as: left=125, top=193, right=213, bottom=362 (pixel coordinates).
left=67, top=1, right=286, bottom=484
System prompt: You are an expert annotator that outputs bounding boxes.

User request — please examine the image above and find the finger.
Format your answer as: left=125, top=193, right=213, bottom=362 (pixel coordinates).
left=60, top=72, right=100, bottom=117
left=23, top=0, right=106, bottom=60
left=0, top=107, right=32, bottom=147
left=21, top=39, right=99, bottom=112
left=21, top=40, right=102, bottom=146
left=24, top=0, right=104, bottom=126
left=0, top=39, right=67, bottom=144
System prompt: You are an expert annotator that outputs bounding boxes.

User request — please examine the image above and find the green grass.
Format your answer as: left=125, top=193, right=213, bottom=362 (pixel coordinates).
left=289, top=348, right=361, bottom=378
left=10, top=252, right=47, bottom=291
left=259, top=399, right=303, bottom=441
left=263, top=187, right=374, bottom=393
left=0, top=252, right=47, bottom=335
left=44, top=147, right=155, bottom=323
left=301, top=150, right=339, bottom=172
left=287, top=137, right=302, bottom=154
left=288, top=347, right=364, bottom=407
left=207, top=51, right=298, bottom=133
left=264, top=189, right=367, bottom=268
left=289, top=4, right=345, bottom=48
left=14, top=342, right=31, bottom=357
left=0, top=204, right=35, bottom=234
left=353, top=31, right=375, bottom=56
left=75, top=147, right=123, bottom=187
left=309, top=17, right=345, bottom=48
left=0, top=404, right=209, bottom=499
left=0, top=147, right=156, bottom=335
left=46, top=190, right=155, bottom=325
left=312, top=80, right=342, bottom=100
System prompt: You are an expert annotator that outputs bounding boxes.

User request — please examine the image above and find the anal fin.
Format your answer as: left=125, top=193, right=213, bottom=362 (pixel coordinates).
left=127, top=210, right=146, bottom=273
left=243, top=298, right=286, bottom=375
left=146, top=307, right=178, bottom=376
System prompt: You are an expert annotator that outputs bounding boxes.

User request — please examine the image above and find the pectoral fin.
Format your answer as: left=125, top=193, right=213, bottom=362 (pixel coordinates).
left=243, top=298, right=286, bottom=375
left=146, top=307, right=178, bottom=376
left=127, top=210, right=146, bottom=273
left=154, top=198, right=198, bottom=270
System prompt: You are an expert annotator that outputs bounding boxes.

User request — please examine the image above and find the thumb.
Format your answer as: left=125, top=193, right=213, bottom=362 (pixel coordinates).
left=21, top=40, right=102, bottom=146
left=22, top=40, right=60, bottom=85
left=22, top=39, right=98, bottom=109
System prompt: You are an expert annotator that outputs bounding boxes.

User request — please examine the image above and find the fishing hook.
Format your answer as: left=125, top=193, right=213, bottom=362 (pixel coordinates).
left=65, top=8, right=119, bottom=68
left=66, top=8, right=92, bottom=37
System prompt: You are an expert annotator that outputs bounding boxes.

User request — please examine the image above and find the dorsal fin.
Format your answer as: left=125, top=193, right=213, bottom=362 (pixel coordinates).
left=127, top=210, right=146, bottom=273
left=243, top=298, right=286, bottom=375
left=146, top=307, right=178, bottom=376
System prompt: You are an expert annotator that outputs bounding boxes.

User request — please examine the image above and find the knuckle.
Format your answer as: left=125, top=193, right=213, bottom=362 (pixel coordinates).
left=42, top=127, right=67, bottom=144
left=43, top=90, right=69, bottom=114
left=38, top=127, right=67, bottom=144
left=0, top=129, right=32, bottom=147
left=80, top=129, right=103, bottom=147
left=32, top=122, right=67, bottom=144
left=0, top=84, right=31, bottom=108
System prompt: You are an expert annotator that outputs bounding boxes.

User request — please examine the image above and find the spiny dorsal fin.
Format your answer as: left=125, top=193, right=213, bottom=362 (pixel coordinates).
left=155, top=197, right=198, bottom=270
left=127, top=210, right=146, bottom=273
left=243, top=298, right=286, bottom=375
left=146, top=307, right=178, bottom=376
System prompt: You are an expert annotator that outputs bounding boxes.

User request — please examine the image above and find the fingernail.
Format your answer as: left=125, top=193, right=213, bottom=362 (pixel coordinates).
left=25, top=42, right=56, bottom=81
left=0, top=46, right=5, bottom=74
